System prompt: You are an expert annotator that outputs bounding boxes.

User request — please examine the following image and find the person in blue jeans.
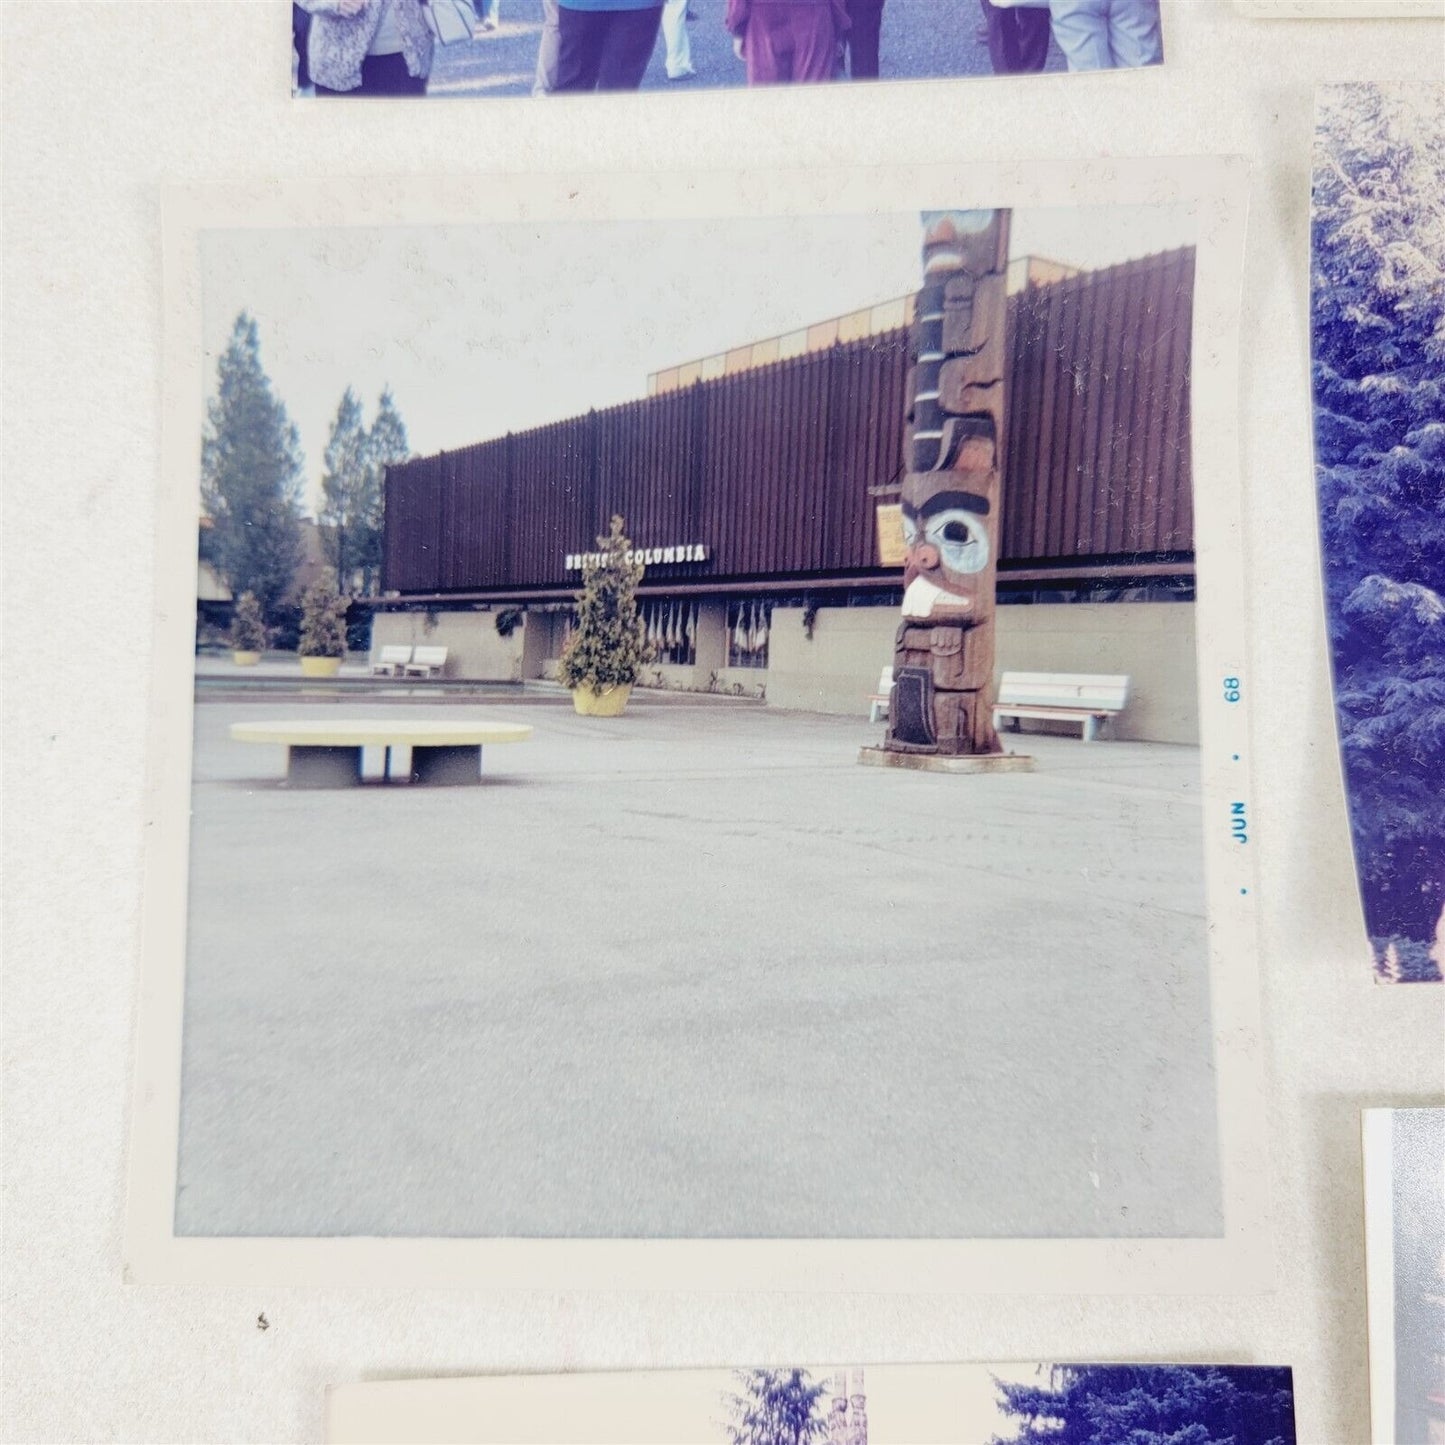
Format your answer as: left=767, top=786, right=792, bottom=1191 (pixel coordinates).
left=1048, top=0, right=1161, bottom=69
left=554, top=0, right=664, bottom=88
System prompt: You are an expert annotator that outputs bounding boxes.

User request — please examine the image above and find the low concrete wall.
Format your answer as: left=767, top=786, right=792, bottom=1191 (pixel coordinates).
left=995, top=603, right=1199, bottom=745
left=370, top=610, right=525, bottom=681
left=766, top=602, right=1199, bottom=744
left=767, top=606, right=897, bottom=715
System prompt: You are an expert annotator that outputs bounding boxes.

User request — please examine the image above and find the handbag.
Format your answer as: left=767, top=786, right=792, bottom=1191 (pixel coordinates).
left=422, top=0, right=476, bottom=44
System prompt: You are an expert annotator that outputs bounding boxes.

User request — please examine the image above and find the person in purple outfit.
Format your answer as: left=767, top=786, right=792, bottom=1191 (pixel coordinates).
left=726, top=0, right=847, bottom=84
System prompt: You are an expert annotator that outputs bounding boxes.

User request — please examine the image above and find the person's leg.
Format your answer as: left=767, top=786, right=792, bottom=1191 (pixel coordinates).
left=1105, top=0, right=1161, bottom=67
left=745, top=5, right=791, bottom=81
left=355, top=51, right=429, bottom=94
left=554, top=5, right=609, bottom=89
left=1046, top=0, right=1111, bottom=70
left=743, top=5, right=784, bottom=82
left=292, top=3, right=312, bottom=90
left=534, top=0, right=562, bottom=91
left=977, top=0, right=1013, bottom=72
left=1014, top=3, right=1051, bottom=68
left=846, top=0, right=882, bottom=77
left=594, top=4, right=664, bottom=88
left=789, top=2, right=836, bottom=80
left=661, top=0, right=695, bottom=76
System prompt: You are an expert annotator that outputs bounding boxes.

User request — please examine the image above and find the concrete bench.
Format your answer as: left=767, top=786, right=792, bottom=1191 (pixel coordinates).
left=993, top=671, right=1130, bottom=742
left=371, top=644, right=412, bottom=677
left=868, top=666, right=894, bottom=724
left=403, top=645, right=448, bottom=679
left=229, top=718, right=532, bottom=787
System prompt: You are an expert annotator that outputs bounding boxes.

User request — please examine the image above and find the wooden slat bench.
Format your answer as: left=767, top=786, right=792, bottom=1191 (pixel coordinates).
left=371, top=644, right=412, bottom=677
left=993, top=672, right=1130, bottom=742
left=403, top=645, right=448, bottom=679
left=868, top=666, right=895, bottom=723
left=229, top=718, right=532, bottom=787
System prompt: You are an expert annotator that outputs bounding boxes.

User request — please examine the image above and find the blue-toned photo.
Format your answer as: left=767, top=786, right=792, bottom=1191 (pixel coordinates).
left=1311, top=82, right=1445, bottom=983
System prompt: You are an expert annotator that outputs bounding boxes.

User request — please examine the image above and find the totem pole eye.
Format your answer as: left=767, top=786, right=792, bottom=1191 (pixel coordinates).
left=926, top=509, right=989, bottom=574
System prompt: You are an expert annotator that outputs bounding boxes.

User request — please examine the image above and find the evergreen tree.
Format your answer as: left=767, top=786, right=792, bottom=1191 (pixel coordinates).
left=319, top=387, right=369, bottom=593
left=228, top=591, right=268, bottom=653
left=990, top=1364, right=1297, bottom=1445
left=200, top=313, right=305, bottom=623
left=298, top=567, right=348, bottom=659
left=361, top=387, right=411, bottom=594
left=558, top=515, right=652, bottom=693
left=723, top=1369, right=830, bottom=1445
left=1312, top=83, right=1445, bottom=981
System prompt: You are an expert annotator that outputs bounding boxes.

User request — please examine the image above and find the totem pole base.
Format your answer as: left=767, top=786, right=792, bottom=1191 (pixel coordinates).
left=857, top=746, right=1035, bottom=775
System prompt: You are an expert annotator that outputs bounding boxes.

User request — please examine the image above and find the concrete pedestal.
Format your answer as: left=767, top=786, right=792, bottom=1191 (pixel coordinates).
left=286, top=745, right=364, bottom=788
left=857, top=746, right=1035, bottom=775
left=409, top=744, right=483, bottom=786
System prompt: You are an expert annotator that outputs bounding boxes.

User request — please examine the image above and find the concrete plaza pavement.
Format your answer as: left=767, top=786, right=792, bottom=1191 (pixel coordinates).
left=176, top=694, right=1220, bottom=1239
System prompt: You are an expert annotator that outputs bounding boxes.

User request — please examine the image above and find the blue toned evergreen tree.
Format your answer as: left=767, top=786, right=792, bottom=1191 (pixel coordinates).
left=1311, top=83, right=1445, bottom=981
left=990, top=1364, right=1297, bottom=1445
left=723, top=1369, right=830, bottom=1445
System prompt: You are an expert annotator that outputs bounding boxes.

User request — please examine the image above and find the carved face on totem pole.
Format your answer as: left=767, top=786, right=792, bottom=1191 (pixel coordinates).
left=885, top=209, right=1009, bottom=757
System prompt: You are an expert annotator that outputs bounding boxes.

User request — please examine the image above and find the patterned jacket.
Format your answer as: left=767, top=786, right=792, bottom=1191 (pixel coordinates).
left=300, top=0, right=435, bottom=92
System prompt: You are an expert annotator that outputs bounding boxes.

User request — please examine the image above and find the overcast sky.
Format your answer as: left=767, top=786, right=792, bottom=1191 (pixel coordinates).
left=199, top=204, right=1195, bottom=515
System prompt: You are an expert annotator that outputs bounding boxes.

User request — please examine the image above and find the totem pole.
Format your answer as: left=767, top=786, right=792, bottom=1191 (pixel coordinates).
left=827, top=1369, right=868, bottom=1445
left=884, top=210, right=1010, bottom=758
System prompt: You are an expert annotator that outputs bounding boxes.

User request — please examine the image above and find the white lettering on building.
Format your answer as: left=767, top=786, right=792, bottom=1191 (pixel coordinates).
left=564, top=544, right=710, bottom=571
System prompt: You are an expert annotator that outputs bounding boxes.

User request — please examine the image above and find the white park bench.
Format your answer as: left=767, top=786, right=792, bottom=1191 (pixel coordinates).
left=371, top=644, right=413, bottom=677
left=230, top=718, right=533, bottom=787
left=868, top=666, right=894, bottom=723
left=993, top=671, right=1130, bottom=742
left=403, top=645, right=448, bottom=678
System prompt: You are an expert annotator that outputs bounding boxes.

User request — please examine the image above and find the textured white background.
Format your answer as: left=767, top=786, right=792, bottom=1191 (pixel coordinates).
left=3, top=2, right=1444, bottom=1441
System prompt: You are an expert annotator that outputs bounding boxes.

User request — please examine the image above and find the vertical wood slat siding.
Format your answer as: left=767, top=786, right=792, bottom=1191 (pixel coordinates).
left=384, top=249, right=1196, bottom=594
left=1003, top=247, right=1196, bottom=568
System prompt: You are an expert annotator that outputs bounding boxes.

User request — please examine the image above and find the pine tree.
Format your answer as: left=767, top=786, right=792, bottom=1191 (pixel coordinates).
left=558, top=515, right=652, bottom=693
left=362, top=387, right=411, bottom=594
left=319, top=387, right=369, bottom=593
left=228, top=591, right=268, bottom=653
left=1312, top=83, right=1445, bottom=981
left=723, top=1369, right=830, bottom=1445
left=298, top=567, right=348, bottom=659
left=200, top=313, right=305, bottom=623
left=990, top=1364, right=1297, bottom=1445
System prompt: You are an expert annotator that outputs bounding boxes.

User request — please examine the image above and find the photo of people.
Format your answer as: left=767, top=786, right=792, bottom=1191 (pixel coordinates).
left=289, top=0, right=1165, bottom=97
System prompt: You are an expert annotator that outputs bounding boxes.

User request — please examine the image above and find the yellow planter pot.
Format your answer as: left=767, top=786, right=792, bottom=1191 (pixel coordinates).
left=232, top=650, right=261, bottom=667
left=571, top=683, right=632, bottom=717
left=299, top=655, right=343, bottom=678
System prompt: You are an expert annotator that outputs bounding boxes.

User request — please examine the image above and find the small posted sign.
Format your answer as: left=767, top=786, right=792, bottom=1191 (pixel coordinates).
left=876, top=503, right=906, bottom=567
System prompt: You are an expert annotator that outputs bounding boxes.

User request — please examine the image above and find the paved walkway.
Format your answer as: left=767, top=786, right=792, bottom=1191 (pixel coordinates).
left=176, top=699, right=1219, bottom=1239
left=424, top=0, right=1064, bottom=97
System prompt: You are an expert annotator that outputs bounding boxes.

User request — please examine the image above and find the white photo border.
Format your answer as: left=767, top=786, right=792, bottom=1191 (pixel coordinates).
left=128, top=156, right=1272, bottom=1293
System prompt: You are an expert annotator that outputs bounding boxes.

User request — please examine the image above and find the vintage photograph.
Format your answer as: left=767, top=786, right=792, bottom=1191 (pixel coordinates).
left=1364, top=1108, right=1445, bottom=1444
left=1311, top=82, right=1445, bottom=983
left=324, top=1363, right=1300, bottom=1444
left=129, top=163, right=1265, bottom=1291
left=289, top=0, right=1165, bottom=98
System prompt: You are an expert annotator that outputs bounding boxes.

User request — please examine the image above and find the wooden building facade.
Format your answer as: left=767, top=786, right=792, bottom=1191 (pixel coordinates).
left=381, top=248, right=1196, bottom=605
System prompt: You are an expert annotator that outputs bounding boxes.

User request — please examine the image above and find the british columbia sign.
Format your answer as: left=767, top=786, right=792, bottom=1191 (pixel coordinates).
left=564, top=544, right=711, bottom=570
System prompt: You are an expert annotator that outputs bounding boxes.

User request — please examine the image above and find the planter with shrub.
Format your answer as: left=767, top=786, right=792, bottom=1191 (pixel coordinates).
left=229, top=591, right=267, bottom=666
left=297, top=569, right=348, bottom=678
left=558, top=516, right=651, bottom=716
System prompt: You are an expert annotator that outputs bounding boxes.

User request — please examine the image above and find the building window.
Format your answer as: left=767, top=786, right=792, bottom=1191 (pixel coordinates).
left=727, top=599, right=771, bottom=669
left=641, top=599, right=698, bottom=666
